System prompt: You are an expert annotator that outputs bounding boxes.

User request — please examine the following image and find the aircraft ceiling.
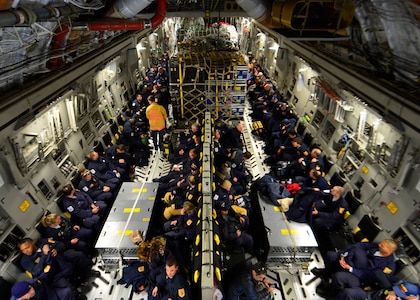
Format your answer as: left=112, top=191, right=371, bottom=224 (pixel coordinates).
left=0, top=0, right=419, bottom=104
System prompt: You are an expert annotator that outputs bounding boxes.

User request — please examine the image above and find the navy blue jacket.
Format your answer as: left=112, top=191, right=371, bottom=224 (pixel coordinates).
left=313, top=194, right=348, bottom=229
left=341, top=242, right=397, bottom=286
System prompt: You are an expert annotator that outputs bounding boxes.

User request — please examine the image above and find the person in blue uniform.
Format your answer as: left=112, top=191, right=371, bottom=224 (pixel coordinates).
left=213, top=129, right=229, bottom=168
left=120, top=118, right=150, bottom=167
left=314, top=239, right=398, bottom=298
left=78, top=168, right=115, bottom=203
left=151, top=256, right=190, bottom=300
left=226, top=261, right=275, bottom=300
left=307, top=147, right=325, bottom=173
left=131, top=93, right=147, bottom=117
left=273, top=130, right=301, bottom=163
left=214, top=179, right=247, bottom=217
left=164, top=201, right=198, bottom=267
left=299, top=169, right=331, bottom=192
left=105, top=144, right=133, bottom=180
left=62, top=184, right=107, bottom=231
left=11, top=279, right=75, bottom=300
left=216, top=181, right=253, bottom=254
left=184, top=175, right=200, bottom=206
left=222, top=121, right=244, bottom=154
left=86, top=150, right=123, bottom=183
left=41, top=213, right=94, bottom=253
left=286, top=137, right=310, bottom=179
left=312, top=185, right=348, bottom=230
left=18, top=238, right=73, bottom=291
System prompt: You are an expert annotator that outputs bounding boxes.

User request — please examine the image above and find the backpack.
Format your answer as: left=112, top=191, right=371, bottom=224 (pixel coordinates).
left=117, top=260, right=150, bottom=293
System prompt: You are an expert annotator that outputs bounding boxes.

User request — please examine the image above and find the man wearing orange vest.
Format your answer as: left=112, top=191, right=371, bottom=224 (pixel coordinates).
left=146, top=95, right=167, bottom=152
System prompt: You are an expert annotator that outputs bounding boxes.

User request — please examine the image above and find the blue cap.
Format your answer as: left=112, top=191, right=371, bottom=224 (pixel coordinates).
left=393, top=282, right=419, bottom=297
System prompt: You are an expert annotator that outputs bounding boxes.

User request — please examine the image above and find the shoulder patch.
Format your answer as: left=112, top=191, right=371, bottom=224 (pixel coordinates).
left=44, top=265, right=51, bottom=273
left=383, top=267, right=392, bottom=274
left=67, top=206, right=74, bottom=212
left=339, top=207, right=345, bottom=214
left=178, top=287, right=186, bottom=298
left=303, top=151, right=309, bottom=156
left=90, top=169, right=96, bottom=174
left=213, top=194, right=219, bottom=200
left=137, top=266, right=145, bottom=273
left=82, top=186, right=89, bottom=192
left=186, top=219, right=193, bottom=226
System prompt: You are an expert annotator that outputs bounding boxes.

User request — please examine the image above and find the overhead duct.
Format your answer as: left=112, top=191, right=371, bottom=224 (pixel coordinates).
left=235, top=0, right=272, bottom=26
left=87, top=0, right=166, bottom=31
left=105, top=0, right=154, bottom=18
left=0, top=5, right=75, bottom=27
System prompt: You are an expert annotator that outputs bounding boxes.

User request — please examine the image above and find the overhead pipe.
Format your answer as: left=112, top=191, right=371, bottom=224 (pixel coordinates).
left=105, top=0, right=154, bottom=18
left=87, top=0, right=166, bottom=31
left=235, top=0, right=275, bottom=27
left=0, top=4, right=75, bottom=27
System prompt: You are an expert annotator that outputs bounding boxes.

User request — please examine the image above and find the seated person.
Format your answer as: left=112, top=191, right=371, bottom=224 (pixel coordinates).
left=217, top=204, right=253, bottom=254
left=284, top=185, right=346, bottom=227
left=306, top=147, right=324, bottom=174
left=313, top=239, right=399, bottom=298
left=62, top=184, right=107, bottom=231
left=151, top=256, right=191, bottom=300
left=162, top=189, right=186, bottom=221
left=284, top=137, right=310, bottom=180
left=312, top=185, right=348, bottom=231
left=214, top=180, right=247, bottom=216
left=298, top=169, right=330, bottom=192
left=18, top=238, right=73, bottom=290
left=164, top=201, right=198, bottom=267
left=41, top=213, right=94, bottom=253
left=78, top=168, right=116, bottom=203
left=11, top=279, right=74, bottom=300
left=184, top=175, right=200, bottom=206
left=226, top=261, right=276, bottom=300
left=164, top=201, right=197, bottom=242
left=105, top=144, right=132, bottom=180
left=86, top=150, right=123, bottom=183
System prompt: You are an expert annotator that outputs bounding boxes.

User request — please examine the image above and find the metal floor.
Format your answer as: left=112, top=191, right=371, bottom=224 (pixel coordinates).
left=82, top=108, right=327, bottom=299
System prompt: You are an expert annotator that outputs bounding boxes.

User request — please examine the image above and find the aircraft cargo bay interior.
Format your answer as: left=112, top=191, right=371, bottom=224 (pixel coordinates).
left=0, top=0, right=419, bottom=300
